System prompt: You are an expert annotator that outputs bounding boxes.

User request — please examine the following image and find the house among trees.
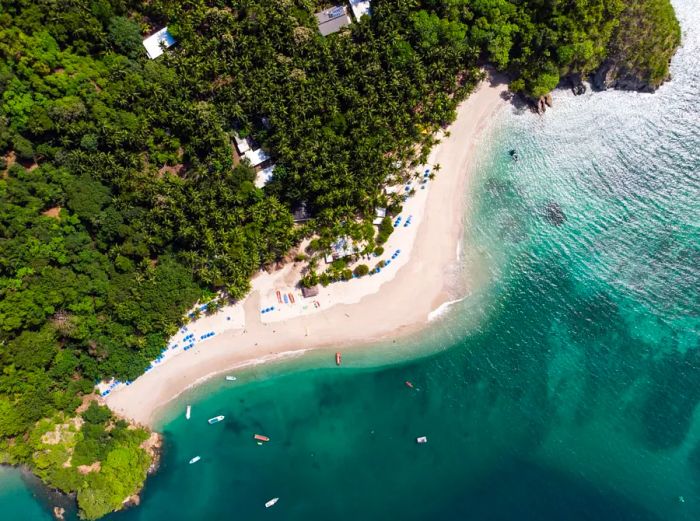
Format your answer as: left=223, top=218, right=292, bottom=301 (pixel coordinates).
left=372, top=207, right=386, bottom=225
left=349, top=0, right=371, bottom=19
left=233, top=133, right=250, bottom=154
left=142, top=27, right=176, bottom=59
left=255, top=165, right=276, bottom=188
left=325, top=237, right=356, bottom=263
left=233, top=132, right=273, bottom=173
left=315, top=6, right=351, bottom=36
left=243, top=147, right=270, bottom=168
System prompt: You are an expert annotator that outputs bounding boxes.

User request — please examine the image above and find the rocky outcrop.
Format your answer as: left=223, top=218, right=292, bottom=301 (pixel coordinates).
left=570, top=74, right=587, bottom=96
left=140, top=431, right=164, bottom=474
left=535, top=94, right=553, bottom=114
left=591, top=59, right=661, bottom=92
left=123, top=494, right=141, bottom=507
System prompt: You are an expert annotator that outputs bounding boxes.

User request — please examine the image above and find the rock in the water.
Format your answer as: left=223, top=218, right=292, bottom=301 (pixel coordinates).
left=53, top=506, right=65, bottom=520
left=544, top=94, right=553, bottom=107
left=544, top=202, right=566, bottom=226
left=536, top=96, right=546, bottom=114
left=570, top=74, right=587, bottom=95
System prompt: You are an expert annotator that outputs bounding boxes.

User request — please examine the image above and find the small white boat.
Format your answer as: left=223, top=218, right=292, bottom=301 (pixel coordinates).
left=189, top=456, right=201, bottom=464
left=208, top=415, right=225, bottom=424
left=416, top=436, right=428, bottom=444
left=186, top=405, right=191, bottom=420
left=225, top=376, right=237, bottom=381
left=265, top=497, right=279, bottom=508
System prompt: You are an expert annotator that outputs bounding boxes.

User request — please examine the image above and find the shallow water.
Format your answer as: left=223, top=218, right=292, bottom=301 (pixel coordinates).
left=2, top=0, right=699, bottom=519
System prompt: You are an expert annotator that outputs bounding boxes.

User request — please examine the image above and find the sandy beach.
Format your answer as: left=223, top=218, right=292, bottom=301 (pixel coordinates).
left=104, top=74, right=509, bottom=426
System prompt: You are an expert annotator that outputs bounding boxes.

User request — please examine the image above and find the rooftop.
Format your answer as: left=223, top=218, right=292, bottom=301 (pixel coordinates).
left=315, top=6, right=351, bottom=36
left=255, top=164, right=276, bottom=188
left=349, top=0, right=371, bottom=19
left=233, top=133, right=251, bottom=155
left=243, top=148, right=271, bottom=167
left=143, top=27, right=176, bottom=60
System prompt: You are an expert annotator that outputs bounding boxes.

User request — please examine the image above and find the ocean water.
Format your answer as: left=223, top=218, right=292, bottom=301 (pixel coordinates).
left=2, top=0, right=699, bottom=519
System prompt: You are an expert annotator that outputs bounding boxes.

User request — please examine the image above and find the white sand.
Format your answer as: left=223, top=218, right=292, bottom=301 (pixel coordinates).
left=104, top=74, right=509, bottom=425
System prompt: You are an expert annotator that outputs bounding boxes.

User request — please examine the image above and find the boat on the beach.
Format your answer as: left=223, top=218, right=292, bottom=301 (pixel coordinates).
left=265, top=498, right=279, bottom=508
left=254, top=434, right=270, bottom=442
left=186, top=405, right=191, bottom=420
left=416, top=436, right=428, bottom=444
left=189, top=456, right=201, bottom=464
left=208, top=415, right=225, bottom=424
left=225, top=376, right=237, bottom=381
left=335, top=352, right=342, bottom=366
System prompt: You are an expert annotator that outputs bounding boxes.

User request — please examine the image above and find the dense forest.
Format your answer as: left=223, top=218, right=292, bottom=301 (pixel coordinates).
left=0, top=0, right=680, bottom=518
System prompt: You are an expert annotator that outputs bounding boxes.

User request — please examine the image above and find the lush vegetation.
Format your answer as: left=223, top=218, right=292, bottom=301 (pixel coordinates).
left=0, top=0, right=679, bottom=518
left=602, top=0, right=682, bottom=88
left=3, top=402, right=152, bottom=519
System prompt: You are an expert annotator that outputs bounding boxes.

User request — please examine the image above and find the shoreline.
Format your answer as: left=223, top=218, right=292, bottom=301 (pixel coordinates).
left=105, top=74, right=509, bottom=426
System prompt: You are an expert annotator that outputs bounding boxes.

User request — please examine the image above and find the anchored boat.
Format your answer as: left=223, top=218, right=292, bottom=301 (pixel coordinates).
left=189, top=456, right=201, bottom=464
left=416, top=436, right=428, bottom=444
left=225, top=376, right=237, bottom=381
left=265, top=498, right=279, bottom=508
left=186, top=405, right=191, bottom=420
left=208, top=415, right=225, bottom=424
left=335, top=352, right=342, bottom=366
left=254, top=434, right=270, bottom=442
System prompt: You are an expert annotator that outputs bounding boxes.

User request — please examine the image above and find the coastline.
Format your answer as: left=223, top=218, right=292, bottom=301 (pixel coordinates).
left=105, top=74, right=509, bottom=426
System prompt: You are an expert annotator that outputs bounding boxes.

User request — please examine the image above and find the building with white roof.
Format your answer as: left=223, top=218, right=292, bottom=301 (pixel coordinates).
left=315, top=5, right=351, bottom=36
left=324, top=237, right=357, bottom=264
left=349, top=0, right=371, bottom=19
left=372, top=207, right=386, bottom=225
left=143, top=27, right=176, bottom=59
left=243, top=147, right=271, bottom=168
left=233, top=133, right=251, bottom=155
left=255, top=165, right=276, bottom=188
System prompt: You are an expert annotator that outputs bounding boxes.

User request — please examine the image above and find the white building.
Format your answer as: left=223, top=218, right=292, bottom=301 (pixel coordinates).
left=143, top=27, right=176, bottom=60
left=315, top=6, right=351, bottom=36
left=233, top=133, right=251, bottom=155
left=243, top=148, right=270, bottom=168
left=349, top=0, right=371, bottom=19
left=324, top=237, right=356, bottom=264
left=255, top=164, right=276, bottom=188
left=372, top=207, right=386, bottom=225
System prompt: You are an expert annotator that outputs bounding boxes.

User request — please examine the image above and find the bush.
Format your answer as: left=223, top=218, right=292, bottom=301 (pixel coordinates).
left=331, top=258, right=347, bottom=270
left=340, top=269, right=353, bottom=281
left=82, top=402, right=112, bottom=425
left=354, top=264, right=369, bottom=277
left=373, top=246, right=384, bottom=256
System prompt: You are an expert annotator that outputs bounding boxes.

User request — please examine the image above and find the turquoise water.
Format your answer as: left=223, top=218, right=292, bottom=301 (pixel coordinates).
left=3, top=1, right=699, bottom=519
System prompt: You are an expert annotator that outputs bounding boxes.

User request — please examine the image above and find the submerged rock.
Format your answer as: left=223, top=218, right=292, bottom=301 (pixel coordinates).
left=544, top=202, right=566, bottom=226
left=53, top=507, right=65, bottom=520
